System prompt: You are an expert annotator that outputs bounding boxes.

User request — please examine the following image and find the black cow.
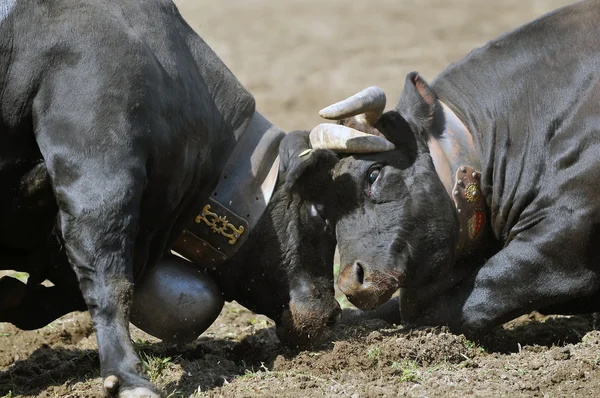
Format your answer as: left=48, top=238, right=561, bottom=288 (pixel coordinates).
left=0, top=0, right=342, bottom=396
left=315, top=0, right=600, bottom=334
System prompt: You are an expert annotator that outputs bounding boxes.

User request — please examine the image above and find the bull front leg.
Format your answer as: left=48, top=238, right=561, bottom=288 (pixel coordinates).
left=405, top=216, right=600, bottom=333
left=35, top=121, right=157, bottom=396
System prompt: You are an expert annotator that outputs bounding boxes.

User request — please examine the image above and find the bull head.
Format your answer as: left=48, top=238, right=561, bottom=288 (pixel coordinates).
left=318, top=75, right=459, bottom=312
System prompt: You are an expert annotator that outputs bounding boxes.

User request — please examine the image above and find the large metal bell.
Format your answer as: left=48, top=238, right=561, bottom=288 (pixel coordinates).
left=130, top=253, right=224, bottom=344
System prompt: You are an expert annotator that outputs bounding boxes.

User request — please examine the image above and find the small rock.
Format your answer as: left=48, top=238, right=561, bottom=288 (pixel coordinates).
left=366, top=331, right=382, bottom=343
left=462, top=359, right=479, bottom=368
left=552, top=347, right=571, bottom=361
left=529, top=360, right=543, bottom=370
left=273, top=354, right=286, bottom=368
left=551, top=369, right=568, bottom=384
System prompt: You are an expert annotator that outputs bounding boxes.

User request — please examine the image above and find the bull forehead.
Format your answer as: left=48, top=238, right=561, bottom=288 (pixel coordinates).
left=333, top=153, right=385, bottom=179
left=333, top=151, right=412, bottom=180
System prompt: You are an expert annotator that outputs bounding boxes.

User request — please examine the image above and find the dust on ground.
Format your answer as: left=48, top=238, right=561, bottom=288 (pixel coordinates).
left=1, top=305, right=599, bottom=397
left=1, top=0, right=590, bottom=397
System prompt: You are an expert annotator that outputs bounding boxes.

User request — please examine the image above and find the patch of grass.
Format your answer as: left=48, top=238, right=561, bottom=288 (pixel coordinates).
left=465, top=339, right=486, bottom=353
left=2, top=391, right=13, bottom=398
left=166, top=390, right=186, bottom=398
left=391, top=360, right=420, bottom=383
left=139, top=352, right=172, bottom=383
left=133, top=338, right=150, bottom=351
left=227, top=306, right=240, bottom=315
left=367, top=347, right=382, bottom=360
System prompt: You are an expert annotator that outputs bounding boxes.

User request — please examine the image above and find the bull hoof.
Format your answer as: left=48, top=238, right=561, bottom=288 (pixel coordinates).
left=103, top=374, right=160, bottom=397
left=118, top=387, right=161, bottom=398
left=104, top=375, right=120, bottom=393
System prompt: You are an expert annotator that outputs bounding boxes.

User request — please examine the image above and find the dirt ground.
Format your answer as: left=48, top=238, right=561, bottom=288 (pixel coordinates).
left=3, top=0, right=597, bottom=397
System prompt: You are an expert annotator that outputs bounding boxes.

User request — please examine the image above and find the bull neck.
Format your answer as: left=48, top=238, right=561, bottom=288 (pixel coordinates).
left=428, top=101, right=487, bottom=257
left=428, top=101, right=481, bottom=197
left=171, top=111, right=285, bottom=269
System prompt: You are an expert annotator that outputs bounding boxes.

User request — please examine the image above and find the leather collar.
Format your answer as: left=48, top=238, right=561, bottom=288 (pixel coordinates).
left=451, top=165, right=486, bottom=254
left=172, top=112, right=284, bottom=269
left=429, top=101, right=487, bottom=256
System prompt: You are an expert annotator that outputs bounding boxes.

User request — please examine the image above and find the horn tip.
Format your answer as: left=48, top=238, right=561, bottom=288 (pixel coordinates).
left=318, top=106, right=337, bottom=120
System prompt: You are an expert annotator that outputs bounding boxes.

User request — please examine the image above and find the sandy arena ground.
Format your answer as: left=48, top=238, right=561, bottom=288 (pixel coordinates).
left=3, top=0, right=599, bottom=397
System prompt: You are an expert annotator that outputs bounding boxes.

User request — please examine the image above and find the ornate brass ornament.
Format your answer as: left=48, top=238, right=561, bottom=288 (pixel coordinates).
left=452, top=165, right=487, bottom=254
left=195, top=204, right=245, bottom=245
left=464, top=183, right=480, bottom=203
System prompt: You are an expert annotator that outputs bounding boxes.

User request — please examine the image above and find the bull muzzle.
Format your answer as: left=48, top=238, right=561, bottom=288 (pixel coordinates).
left=337, top=260, right=399, bottom=310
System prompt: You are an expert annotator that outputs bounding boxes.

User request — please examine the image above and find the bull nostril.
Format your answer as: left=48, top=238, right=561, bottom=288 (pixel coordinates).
left=354, top=261, right=365, bottom=285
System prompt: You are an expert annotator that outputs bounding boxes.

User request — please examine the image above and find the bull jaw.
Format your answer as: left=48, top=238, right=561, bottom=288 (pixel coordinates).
left=344, top=286, right=397, bottom=311
left=275, top=310, right=330, bottom=348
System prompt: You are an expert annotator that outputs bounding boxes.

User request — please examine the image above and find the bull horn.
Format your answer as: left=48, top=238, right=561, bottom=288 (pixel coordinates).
left=319, top=86, right=386, bottom=125
left=309, top=124, right=395, bottom=153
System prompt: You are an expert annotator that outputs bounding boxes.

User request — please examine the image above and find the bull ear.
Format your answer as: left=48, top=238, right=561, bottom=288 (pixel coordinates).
left=373, top=111, right=420, bottom=161
left=373, top=72, right=444, bottom=154
left=395, top=72, right=443, bottom=136
left=279, top=131, right=339, bottom=199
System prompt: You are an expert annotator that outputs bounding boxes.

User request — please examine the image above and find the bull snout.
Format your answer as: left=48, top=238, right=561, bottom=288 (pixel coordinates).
left=337, top=261, right=399, bottom=310
left=276, top=298, right=341, bottom=348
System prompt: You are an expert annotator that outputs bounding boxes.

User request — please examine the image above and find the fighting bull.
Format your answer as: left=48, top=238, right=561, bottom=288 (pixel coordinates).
left=315, top=0, right=600, bottom=333
left=0, top=0, right=388, bottom=395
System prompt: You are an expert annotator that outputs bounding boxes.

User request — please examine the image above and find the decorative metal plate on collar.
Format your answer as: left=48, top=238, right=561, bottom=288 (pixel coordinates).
left=452, top=165, right=486, bottom=254
left=172, top=197, right=250, bottom=269
left=195, top=203, right=245, bottom=245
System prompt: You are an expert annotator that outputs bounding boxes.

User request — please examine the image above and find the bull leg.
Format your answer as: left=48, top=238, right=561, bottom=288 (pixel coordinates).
left=0, top=276, right=86, bottom=329
left=35, top=130, right=156, bottom=396
left=53, top=178, right=153, bottom=397
left=52, top=174, right=154, bottom=397
left=405, top=217, right=600, bottom=333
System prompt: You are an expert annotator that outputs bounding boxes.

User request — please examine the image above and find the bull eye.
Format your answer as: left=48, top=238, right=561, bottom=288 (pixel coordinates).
left=368, top=168, right=381, bottom=184
left=311, top=204, right=326, bottom=219
left=310, top=204, right=319, bottom=217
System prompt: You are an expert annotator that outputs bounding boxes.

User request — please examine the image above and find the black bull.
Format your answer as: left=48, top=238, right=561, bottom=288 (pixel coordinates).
left=0, top=0, right=342, bottom=396
left=328, top=0, right=600, bottom=333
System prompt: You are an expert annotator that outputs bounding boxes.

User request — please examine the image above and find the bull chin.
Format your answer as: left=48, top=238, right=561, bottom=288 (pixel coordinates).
left=342, top=285, right=397, bottom=311
left=275, top=309, right=330, bottom=348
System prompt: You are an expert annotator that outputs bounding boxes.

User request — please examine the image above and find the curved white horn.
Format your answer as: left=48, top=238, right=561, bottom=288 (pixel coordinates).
left=309, top=124, right=395, bottom=153
left=319, top=86, right=386, bottom=125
